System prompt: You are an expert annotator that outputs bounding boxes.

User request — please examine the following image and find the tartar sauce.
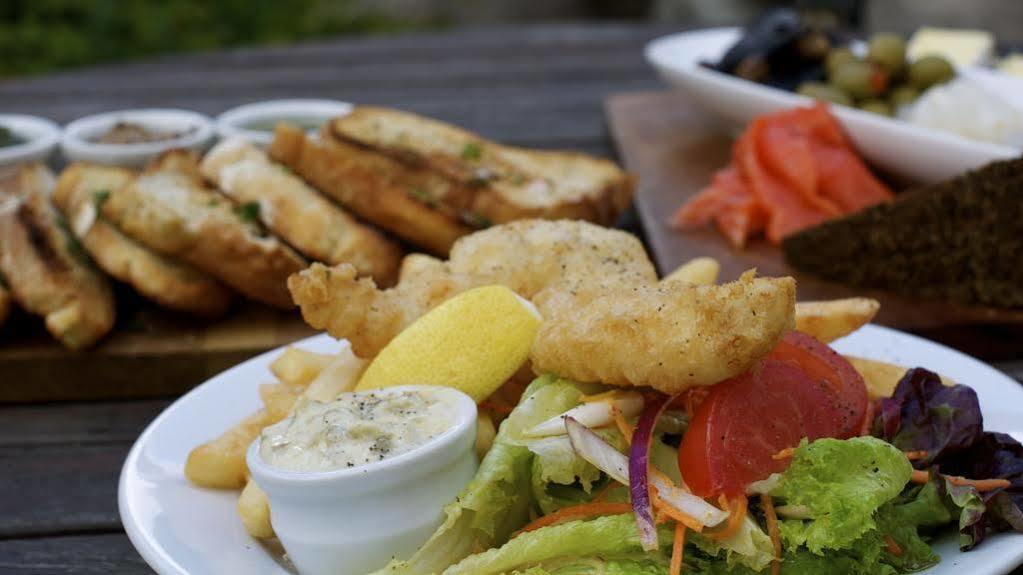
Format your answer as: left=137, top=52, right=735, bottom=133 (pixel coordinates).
left=259, top=388, right=457, bottom=472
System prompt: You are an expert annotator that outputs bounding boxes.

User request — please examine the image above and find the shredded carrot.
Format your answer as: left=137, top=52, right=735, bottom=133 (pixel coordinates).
left=910, top=469, right=930, bottom=484
left=884, top=534, right=904, bottom=556
left=670, top=522, right=687, bottom=575
left=771, top=447, right=796, bottom=460
left=677, top=387, right=710, bottom=418
left=761, top=494, right=782, bottom=575
left=859, top=399, right=877, bottom=436
left=514, top=502, right=633, bottom=535
left=903, top=450, right=929, bottom=461
left=911, top=468, right=1009, bottom=491
left=610, top=403, right=634, bottom=444
left=708, top=495, right=748, bottom=541
left=945, top=476, right=1012, bottom=491
left=651, top=488, right=705, bottom=532
left=580, top=390, right=620, bottom=403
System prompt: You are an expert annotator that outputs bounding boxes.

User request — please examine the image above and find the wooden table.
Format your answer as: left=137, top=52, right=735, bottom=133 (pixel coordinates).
left=0, top=22, right=1019, bottom=574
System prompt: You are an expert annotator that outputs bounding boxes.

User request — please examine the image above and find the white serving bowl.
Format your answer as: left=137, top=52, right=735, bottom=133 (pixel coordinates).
left=0, top=114, right=61, bottom=169
left=645, top=27, right=1021, bottom=184
left=61, top=108, right=214, bottom=168
left=215, top=99, right=353, bottom=148
left=247, top=385, right=478, bottom=575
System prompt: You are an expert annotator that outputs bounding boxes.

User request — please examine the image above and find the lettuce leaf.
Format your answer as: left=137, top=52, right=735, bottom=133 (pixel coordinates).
left=873, top=367, right=982, bottom=466
left=690, top=516, right=775, bottom=573
left=872, top=367, right=1023, bottom=549
left=771, top=437, right=912, bottom=553
left=373, top=375, right=584, bottom=575
left=441, top=514, right=672, bottom=575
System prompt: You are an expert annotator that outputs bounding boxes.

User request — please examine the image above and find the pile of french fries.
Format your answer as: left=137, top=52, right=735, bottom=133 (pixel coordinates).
left=184, top=256, right=943, bottom=540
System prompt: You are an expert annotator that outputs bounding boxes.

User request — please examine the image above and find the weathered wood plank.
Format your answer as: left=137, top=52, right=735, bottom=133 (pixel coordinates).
left=0, top=444, right=126, bottom=537
left=0, top=400, right=169, bottom=447
left=0, top=532, right=151, bottom=574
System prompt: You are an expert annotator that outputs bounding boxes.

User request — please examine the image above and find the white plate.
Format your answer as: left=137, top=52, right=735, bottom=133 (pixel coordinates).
left=645, top=27, right=1021, bottom=184
left=119, top=326, right=1023, bottom=575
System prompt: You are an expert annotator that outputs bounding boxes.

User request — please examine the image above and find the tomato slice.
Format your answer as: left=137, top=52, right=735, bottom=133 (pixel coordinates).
left=768, top=331, right=868, bottom=438
left=678, top=331, right=868, bottom=498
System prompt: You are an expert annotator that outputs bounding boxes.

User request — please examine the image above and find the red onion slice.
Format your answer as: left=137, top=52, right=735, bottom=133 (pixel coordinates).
left=629, top=393, right=672, bottom=550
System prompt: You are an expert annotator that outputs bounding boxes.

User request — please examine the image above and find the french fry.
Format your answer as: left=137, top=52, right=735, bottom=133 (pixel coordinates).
left=238, top=479, right=274, bottom=539
left=475, top=412, right=497, bottom=460
left=259, top=382, right=303, bottom=423
left=270, top=346, right=336, bottom=387
left=795, top=298, right=880, bottom=343
left=662, top=257, right=720, bottom=286
left=303, top=345, right=369, bottom=402
left=846, top=355, right=954, bottom=400
left=185, top=409, right=271, bottom=489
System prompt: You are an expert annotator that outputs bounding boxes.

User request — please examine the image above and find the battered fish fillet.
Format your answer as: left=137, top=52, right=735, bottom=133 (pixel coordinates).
left=288, top=219, right=657, bottom=357
left=530, top=271, right=797, bottom=393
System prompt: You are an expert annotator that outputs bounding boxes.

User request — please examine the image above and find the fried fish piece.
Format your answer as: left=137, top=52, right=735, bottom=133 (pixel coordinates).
left=288, top=219, right=657, bottom=357
left=530, top=271, right=797, bottom=393
left=0, top=164, right=115, bottom=349
left=201, top=138, right=403, bottom=285
left=53, top=164, right=233, bottom=317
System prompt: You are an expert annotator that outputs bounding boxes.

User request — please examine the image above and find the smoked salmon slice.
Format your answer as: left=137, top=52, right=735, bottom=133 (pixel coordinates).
left=672, top=103, right=893, bottom=247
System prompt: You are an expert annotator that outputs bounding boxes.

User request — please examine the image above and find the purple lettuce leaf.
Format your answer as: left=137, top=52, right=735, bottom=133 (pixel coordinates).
left=871, top=367, right=1023, bottom=549
left=872, top=367, right=983, bottom=466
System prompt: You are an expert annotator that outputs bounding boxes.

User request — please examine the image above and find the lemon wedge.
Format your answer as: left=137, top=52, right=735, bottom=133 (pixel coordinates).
left=356, top=285, right=541, bottom=401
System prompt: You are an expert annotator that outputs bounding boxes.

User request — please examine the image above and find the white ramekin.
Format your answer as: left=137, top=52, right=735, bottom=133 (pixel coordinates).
left=0, top=114, right=61, bottom=169
left=61, top=108, right=214, bottom=167
left=247, top=385, right=478, bottom=575
left=215, top=99, right=352, bottom=148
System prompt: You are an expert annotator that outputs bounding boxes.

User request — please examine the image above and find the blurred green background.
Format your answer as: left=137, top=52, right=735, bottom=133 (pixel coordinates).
left=0, top=0, right=409, bottom=77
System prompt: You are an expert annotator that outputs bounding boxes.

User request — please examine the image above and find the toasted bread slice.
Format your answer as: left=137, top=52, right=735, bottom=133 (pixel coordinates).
left=54, top=164, right=234, bottom=317
left=269, top=124, right=472, bottom=256
left=200, top=138, right=402, bottom=285
left=0, top=164, right=115, bottom=349
left=101, top=151, right=306, bottom=308
left=329, top=106, right=635, bottom=226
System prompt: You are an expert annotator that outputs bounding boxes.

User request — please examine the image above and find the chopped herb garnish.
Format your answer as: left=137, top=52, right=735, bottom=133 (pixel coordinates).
left=461, top=142, right=483, bottom=160
left=234, top=201, right=261, bottom=224
left=460, top=211, right=491, bottom=229
left=92, top=189, right=110, bottom=211
left=406, top=187, right=437, bottom=207
left=55, top=216, right=89, bottom=264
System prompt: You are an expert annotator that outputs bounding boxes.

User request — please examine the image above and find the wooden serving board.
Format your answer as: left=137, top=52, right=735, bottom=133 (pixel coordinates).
left=606, top=91, right=1023, bottom=358
left=0, top=299, right=316, bottom=403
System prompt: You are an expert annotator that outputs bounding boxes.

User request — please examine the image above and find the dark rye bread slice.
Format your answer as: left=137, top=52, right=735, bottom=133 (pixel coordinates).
left=782, top=158, right=1023, bottom=308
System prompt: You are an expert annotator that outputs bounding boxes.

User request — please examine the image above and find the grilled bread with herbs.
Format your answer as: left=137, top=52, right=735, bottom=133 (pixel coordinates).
left=328, top=106, right=634, bottom=226
left=200, top=138, right=402, bottom=286
left=269, top=123, right=472, bottom=256
left=54, top=164, right=233, bottom=317
left=100, top=151, right=306, bottom=308
left=0, top=164, right=115, bottom=349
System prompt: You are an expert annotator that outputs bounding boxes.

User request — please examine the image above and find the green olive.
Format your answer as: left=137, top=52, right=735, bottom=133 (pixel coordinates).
left=832, top=61, right=888, bottom=99
left=867, top=33, right=907, bottom=75
left=826, top=48, right=856, bottom=79
left=859, top=99, right=893, bottom=116
left=796, top=82, right=854, bottom=106
left=908, top=55, right=955, bottom=89
left=889, top=84, right=919, bottom=108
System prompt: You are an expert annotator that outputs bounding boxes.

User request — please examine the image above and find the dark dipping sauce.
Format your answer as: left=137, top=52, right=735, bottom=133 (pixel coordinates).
left=0, top=127, right=26, bottom=148
left=92, top=121, right=195, bottom=145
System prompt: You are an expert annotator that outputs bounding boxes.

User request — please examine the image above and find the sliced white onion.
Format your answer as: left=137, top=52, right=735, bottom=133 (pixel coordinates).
left=745, top=473, right=783, bottom=495
left=523, top=392, right=644, bottom=437
left=564, top=417, right=729, bottom=529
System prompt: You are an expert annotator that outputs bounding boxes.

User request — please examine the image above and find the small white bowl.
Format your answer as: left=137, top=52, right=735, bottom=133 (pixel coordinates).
left=215, top=99, right=353, bottom=148
left=247, top=385, right=478, bottom=575
left=0, top=114, right=61, bottom=169
left=61, top=109, right=214, bottom=168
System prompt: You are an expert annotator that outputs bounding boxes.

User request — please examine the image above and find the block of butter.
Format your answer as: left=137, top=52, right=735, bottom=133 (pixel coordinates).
left=907, top=27, right=994, bottom=68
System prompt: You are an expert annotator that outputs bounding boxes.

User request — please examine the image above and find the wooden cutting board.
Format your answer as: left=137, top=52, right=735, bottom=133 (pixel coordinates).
left=605, top=91, right=1023, bottom=357
left=0, top=299, right=316, bottom=403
